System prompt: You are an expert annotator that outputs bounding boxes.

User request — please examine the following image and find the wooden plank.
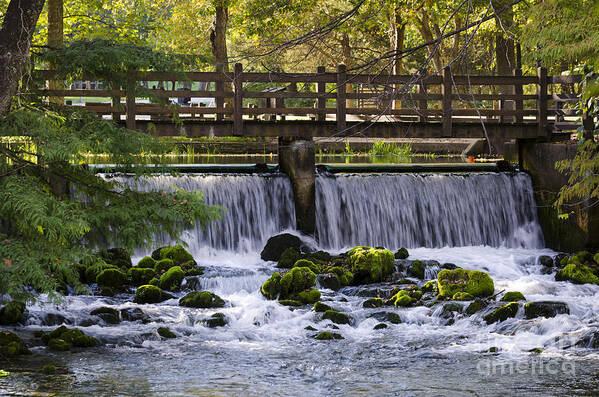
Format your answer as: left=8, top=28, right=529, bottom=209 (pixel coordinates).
left=442, top=66, right=452, bottom=137
left=418, top=72, right=428, bottom=122
left=514, top=68, right=524, bottom=123
left=135, top=105, right=232, bottom=114
left=537, top=67, right=548, bottom=137
left=451, top=75, right=538, bottom=85
left=126, top=69, right=136, bottom=130
left=233, top=63, right=243, bottom=136
left=39, top=89, right=124, bottom=97
left=317, top=66, right=326, bottom=121
left=243, top=107, right=328, bottom=115
left=345, top=74, right=442, bottom=85
left=451, top=109, right=538, bottom=116
left=548, top=109, right=581, bottom=116
left=452, top=93, right=536, bottom=101
left=345, top=108, right=443, bottom=116
left=242, top=73, right=337, bottom=83
left=345, top=92, right=443, bottom=100
left=548, top=94, right=580, bottom=102
left=337, top=64, right=347, bottom=133
left=144, top=90, right=232, bottom=98
left=548, top=75, right=583, bottom=84
left=241, top=91, right=334, bottom=99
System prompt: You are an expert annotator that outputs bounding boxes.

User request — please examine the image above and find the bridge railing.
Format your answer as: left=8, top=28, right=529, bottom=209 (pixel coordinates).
left=35, top=65, right=587, bottom=138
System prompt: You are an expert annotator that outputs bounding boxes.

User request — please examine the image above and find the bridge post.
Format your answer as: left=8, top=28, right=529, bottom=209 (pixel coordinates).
left=442, top=66, right=452, bottom=137
left=336, top=64, right=347, bottom=134
left=317, top=66, right=326, bottom=122
left=278, top=137, right=316, bottom=236
left=418, top=70, right=428, bottom=123
left=537, top=67, right=548, bottom=138
left=233, top=63, right=243, bottom=136
left=514, top=68, right=523, bottom=123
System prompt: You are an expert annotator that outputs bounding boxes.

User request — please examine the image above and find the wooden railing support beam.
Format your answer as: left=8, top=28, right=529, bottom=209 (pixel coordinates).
left=336, top=64, right=347, bottom=134
left=233, top=63, right=243, bottom=136
left=442, top=66, right=452, bottom=137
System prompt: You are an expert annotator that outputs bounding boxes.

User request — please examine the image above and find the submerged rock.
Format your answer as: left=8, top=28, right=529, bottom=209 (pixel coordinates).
left=314, top=302, right=332, bottom=312
left=348, top=246, right=395, bottom=284
left=90, top=307, right=120, bottom=325
left=205, top=313, right=227, bottom=328
left=179, top=291, right=225, bottom=308
left=133, top=285, right=173, bottom=304
left=157, top=327, right=176, bottom=338
left=314, top=331, right=344, bottom=340
left=483, top=302, right=519, bottom=324
left=119, top=308, right=148, bottom=322
left=41, top=313, right=71, bottom=326
left=363, top=298, right=385, bottom=308
left=437, top=269, right=494, bottom=298
left=0, top=330, right=30, bottom=356
left=322, top=310, right=351, bottom=325
left=261, top=233, right=302, bottom=261
left=555, top=264, right=599, bottom=285
left=524, top=301, right=570, bottom=319
left=42, top=326, right=99, bottom=350
left=374, top=323, right=388, bottom=330
left=501, top=291, right=526, bottom=302
left=408, top=260, right=426, bottom=279
left=538, top=255, right=553, bottom=267
left=0, top=301, right=26, bottom=325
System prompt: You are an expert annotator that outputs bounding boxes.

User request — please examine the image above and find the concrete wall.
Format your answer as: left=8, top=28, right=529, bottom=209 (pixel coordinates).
left=505, top=140, right=599, bottom=252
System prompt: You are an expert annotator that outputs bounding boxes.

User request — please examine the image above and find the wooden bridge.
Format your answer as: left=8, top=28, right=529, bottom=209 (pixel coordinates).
left=37, top=64, right=590, bottom=144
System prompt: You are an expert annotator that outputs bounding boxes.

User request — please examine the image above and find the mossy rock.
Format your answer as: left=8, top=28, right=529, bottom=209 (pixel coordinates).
left=179, top=291, right=225, bottom=308
left=128, top=267, right=155, bottom=286
left=260, top=272, right=283, bottom=300
left=84, top=262, right=117, bottom=284
left=0, top=330, right=30, bottom=356
left=567, top=251, right=594, bottom=265
left=314, top=301, right=332, bottom=312
left=99, top=248, right=132, bottom=269
left=502, top=291, right=526, bottom=302
left=0, top=301, right=26, bottom=325
left=395, top=247, right=409, bottom=259
left=48, top=338, right=71, bottom=351
left=594, top=252, right=599, bottom=265
left=157, top=327, right=176, bottom=338
left=524, top=301, right=569, bottom=319
left=326, top=266, right=354, bottom=286
left=453, top=292, right=474, bottom=301
left=279, top=299, right=303, bottom=306
left=133, top=285, right=173, bottom=304
left=277, top=247, right=301, bottom=268
left=322, top=310, right=351, bottom=325
left=293, top=259, right=321, bottom=274
left=387, top=312, right=402, bottom=324
left=151, top=246, right=168, bottom=260
left=390, top=290, right=414, bottom=307
left=148, top=277, right=160, bottom=286
left=374, top=323, right=388, bottom=330
left=363, top=298, right=385, bottom=308
left=483, top=302, right=519, bottom=324
left=421, top=280, right=438, bottom=294
left=154, top=258, right=176, bottom=274
left=185, top=267, right=205, bottom=277
left=90, top=307, right=120, bottom=324
left=297, top=289, right=321, bottom=304
left=159, top=266, right=185, bottom=292
left=466, top=299, right=487, bottom=315
left=260, top=233, right=302, bottom=261
left=96, top=268, right=127, bottom=289
left=314, top=331, right=344, bottom=340
left=205, top=313, right=227, bottom=328
left=44, top=326, right=99, bottom=349
left=555, top=263, right=599, bottom=284
left=280, top=267, right=317, bottom=297
left=137, top=256, right=156, bottom=269
left=160, top=245, right=195, bottom=266
left=437, top=269, right=494, bottom=298
left=348, top=246, right=395, bottom=284
left=317, top=273, right=341, bottom=291
left=41, top=365, right=56, bottom=374
left=408, top=260, right=425, bottom=279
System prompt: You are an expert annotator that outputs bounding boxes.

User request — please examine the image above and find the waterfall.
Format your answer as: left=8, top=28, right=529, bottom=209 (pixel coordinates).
left=111, top=174, right=296, bottom=252
left=316, top=172, right=543, bottom=249
left=112, top=171, right=543, bottom=253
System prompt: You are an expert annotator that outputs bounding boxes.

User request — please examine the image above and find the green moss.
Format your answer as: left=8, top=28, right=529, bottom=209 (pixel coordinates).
left=502, top=291, right=526, bottom=302
left=437, top=269, right=494, bottom=298
left=568, top=251, right=593, bottom=265
left=134, top=285, right=171, bottom=304
left=307, top=250, right=332, bottom=262
left=314, top=301, right=332, bottom=312
left=148, top=277, right=159, bottom=286
left=159, top=266, right=185, bottom=291
left=90, top=307, right=119, bottom=324
left=363, top=298, right=384, bottom=308
left=185, top=267, right=205, bottom=277
left=483, top=302, right=520, bottom=324
left=279, top=299, right=303, bottom=306
left=96, top=268, right=127, bottom=289
left=48, top=338, right=71, bottom=351
left=0, top=301, right=25, bottom=325
left=348, top=246, right=395, bottom=284
left=277, top=247, right=301, bottom=268
left=160, top=245, right=195, bottom=266
left=387, top=312, right=402, bottom=324
left=260, top=272, right=282, bottom=300
left=41, top=365, right=56, bottom=374
left=327, top=266, right=353, bottom=286
left=154, top=258, right=175, bottom=274
left=594, top=252, right=599, bottom=264
left=555, top=263, right=599, bottom=284
left=452, top=292, right=474, bottom=301
left=205, top=313, right=227, bottom=327
left=315, top=331, right=344, bottom=340
left=279, top=267, right=317, bottom=298
left=137, top=256, right=156, bottom=269
left=128, top=267, right=155, bottom=286
left=395, top=247, right=409, bottom=259
left=297, top=289, right=321, bottom=304
left=408, top=260, right=425, bottom=279
left=293, top=259, right=321, bottom=274
left=374, top=323, right=388, bottom=330
left=391, top=291, right=413, bottom=307
left=0, top=331, right=30, bottom=356
left=44, top=327, right=99, bottom=350
left=179, top=291, right=225, bottom=308
left=322, top=310, right=351, bottom=325
left=466, top=300, right=484, bottom=315
left=157, top=327, right=176, bottom=338
left=84, top=262, right=117, bottom=284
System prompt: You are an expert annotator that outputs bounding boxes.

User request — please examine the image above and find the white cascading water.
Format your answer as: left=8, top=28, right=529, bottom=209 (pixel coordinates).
left=316, top=172, right=544, bottom=250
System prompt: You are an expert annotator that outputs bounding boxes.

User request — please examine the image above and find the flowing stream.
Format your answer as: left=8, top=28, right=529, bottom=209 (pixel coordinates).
left=2, top=172, right=598, bottom=396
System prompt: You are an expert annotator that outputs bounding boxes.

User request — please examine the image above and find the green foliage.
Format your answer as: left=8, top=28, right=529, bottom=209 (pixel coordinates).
left=556, top=140, right=599, bottom=213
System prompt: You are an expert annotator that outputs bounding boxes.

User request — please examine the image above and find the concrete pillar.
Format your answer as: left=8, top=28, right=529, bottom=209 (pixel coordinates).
left=278, top=137, right=316, bottom=235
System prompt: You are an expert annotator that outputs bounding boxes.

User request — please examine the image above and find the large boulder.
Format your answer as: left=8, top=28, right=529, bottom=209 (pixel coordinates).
left=96, top=268, right=127, bottom=289
left=133, top=285, right=173, bottom=304
left=0, top=330, right=30, bottom=356
left=159, top=245, right=196, bottom=266
left=98, top=248, right=132, bottom=269
left=128, top=267, right=155, bottom=286
left=90, top=307, right=120, bottom=325
left=437, top=269, right=494, bottom=298
left=277, top=247, right=301, bottom=268
left=260, top=233, right=302, bottom=261
left=555, top=264, right=599, bottom=285
left=347, top=246, right=395, bottom=284
left=260, top=267, right=317, bottom=300
left=179, top=291, right=225, bottom=308
left=41, top=326, right=99, bottom=350
left=0, top=301, right=26, bottom=325
left=524, top=301, right=570, bottom=319
left=159, top=266, right=185, bottom=291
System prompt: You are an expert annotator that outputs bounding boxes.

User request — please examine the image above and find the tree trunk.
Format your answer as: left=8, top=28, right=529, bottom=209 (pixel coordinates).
left=210, top=2, right=231, bottom=116
left=48, top=0, right=63, bottom=105
left=340, top=32, right=354, bottom=109
left=390, top=6, right=405, bottom=109
left=0, top=0, right=46, bottom=115
left=494, top=0, right=515, bottom=120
